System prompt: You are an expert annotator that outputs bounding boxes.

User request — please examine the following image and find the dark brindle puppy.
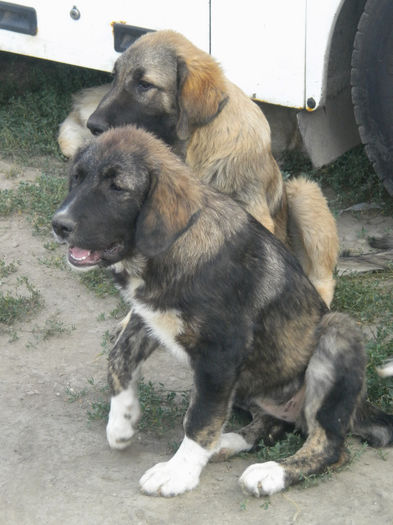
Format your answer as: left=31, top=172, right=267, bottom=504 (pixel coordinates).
left=58, top=29, right=338, bottom=307
left=52, top=126, right=393, bottom=498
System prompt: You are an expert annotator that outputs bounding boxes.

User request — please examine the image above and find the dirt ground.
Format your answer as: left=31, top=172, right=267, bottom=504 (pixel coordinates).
left=1, top=159, right=393, bottom=525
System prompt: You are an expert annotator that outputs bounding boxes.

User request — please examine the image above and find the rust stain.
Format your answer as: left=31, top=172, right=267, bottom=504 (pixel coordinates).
left=111, top=20, right=127, bottom=34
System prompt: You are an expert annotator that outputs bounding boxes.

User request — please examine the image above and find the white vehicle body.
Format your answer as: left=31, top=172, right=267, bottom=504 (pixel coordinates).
left=0, top=0, right=368, bottom=165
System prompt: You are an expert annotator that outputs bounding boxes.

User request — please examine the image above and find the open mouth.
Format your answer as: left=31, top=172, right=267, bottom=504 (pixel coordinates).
left=68, top=243, right=124, bottom=267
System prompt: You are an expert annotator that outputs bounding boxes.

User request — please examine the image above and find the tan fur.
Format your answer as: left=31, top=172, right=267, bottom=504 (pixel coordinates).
left=286, top=177, right=339, bottom=307
left=57, top=30, right=338, bottom=306
left=58, top=85, right=110, bottom=157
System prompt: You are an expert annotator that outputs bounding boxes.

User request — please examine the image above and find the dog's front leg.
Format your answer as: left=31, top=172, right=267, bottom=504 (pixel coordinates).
left=106, top=313, right=158, bottom=450
left=139, top=356, right=239, bottom=497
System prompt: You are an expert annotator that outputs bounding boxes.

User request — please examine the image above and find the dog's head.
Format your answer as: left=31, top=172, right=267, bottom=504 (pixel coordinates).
left=87, top=30, right=228, bottom=146
left=52, top=126, right=202, bottom=269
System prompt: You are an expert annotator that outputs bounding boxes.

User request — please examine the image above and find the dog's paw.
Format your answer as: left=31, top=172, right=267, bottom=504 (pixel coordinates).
left=106, top=416, right=136, bottom=450
left=239, top=461, right=286, bottom=497
left=139, top=460, right=200, bottom=497
left=139, top=435, right=211, bottom=497
left=106, top=389, right=140, bottom=450
left=211, top=432, right=252, bottom=462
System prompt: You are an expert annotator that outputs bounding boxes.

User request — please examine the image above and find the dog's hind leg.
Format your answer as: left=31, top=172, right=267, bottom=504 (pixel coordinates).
left=213, top=408, right=294, bottom=462
left=106, top=313, right=158, bottom=450
left=240, top=312, right=366, bottom=496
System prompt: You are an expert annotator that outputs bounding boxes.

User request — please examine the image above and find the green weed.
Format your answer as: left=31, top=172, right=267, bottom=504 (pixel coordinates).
left=100, top=329, right=114, bottom=355
left=332, top=270, right=393, bottom=411
left=38, top=253, right=67, bottom=270
left=365, top=325, right=393, bottom=411
left=137, top=380, right=189, bottom=435
left=80, top=377, right=189, bottom=431
left=34, top=313, right=74, bottom=340
left=332, top=270, right=393, bottom=323
left=78, top=268, right=119, bottom=297
left=315, top=146, right=392, bottom=211
left=66, top=385, right=88, bottom=403
left=0, top=174, right=67, bottom=235
left=87, top=399, right=111, bottom=421
left=5, top=165, right=20, bottom=179
left=0, top=51, right=110, bottom=160
left=109, top=299, right=129, bottom=320
left=0, top=260, right=18, bottom=279
left=0, top=276, right=43, bottom=325
left=256, top=432, right=304, bottom=462
left=85, top=377, right=110, bottom=421
left=282, top=146, right=393, bottom=213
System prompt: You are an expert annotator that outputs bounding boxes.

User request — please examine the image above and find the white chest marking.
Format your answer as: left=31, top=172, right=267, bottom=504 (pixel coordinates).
left=132, top=300, right=189, bottom=365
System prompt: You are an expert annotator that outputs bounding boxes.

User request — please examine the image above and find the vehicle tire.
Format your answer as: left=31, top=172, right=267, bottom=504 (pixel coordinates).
left=351, top=0, right=393, bottom=196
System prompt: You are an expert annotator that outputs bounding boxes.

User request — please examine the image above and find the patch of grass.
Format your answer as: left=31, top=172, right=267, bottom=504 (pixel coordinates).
left=279, top=150, right=313, bottom=178
left=100, top=329, right=114, bottom=355
left=109, top=299, right=130, bottom=320
left=88, top=399, right=111, bottom=421
left=5, top=165, right=20, bottom=179
left=0, top=276, right=43, bottom=325
left=137, top=380, right=189, bottom=435
left=332, top=270, right=393, bottom=324
left=43, top=240, right=60, bottom=251
left=66, top=385, right=88, bottom=403
left=282, top=146, right=393, bottom=214
left=365, top=325, right=393, bottom=411
left=256, top=432, right=304, bottom=462
left=315, top=146, right=390, bottom=208
left=0, top=51, right=110, bottom=160
left=78, top=268, right=119, bottom=297
left=32, top=313, right=74, bottom=341
left=314, top=147, right=393, bottom=212
left=83, top=379, right=189, bottom=428
left=38, top=253, right=67, bottom=270
left=0, top=260, right=19, bottom=279
left=85, top=377, right=110, bottom=421
left=333, top=271, right=393, bottom=409
left=0, top=173, right=68, bottom=235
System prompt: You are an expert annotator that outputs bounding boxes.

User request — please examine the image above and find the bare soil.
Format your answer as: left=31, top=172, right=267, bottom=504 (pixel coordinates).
left=1, top=159, right=393, bottom=525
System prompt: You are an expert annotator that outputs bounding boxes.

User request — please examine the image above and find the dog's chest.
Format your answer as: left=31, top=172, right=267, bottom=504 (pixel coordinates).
left=118, top=269, right=190, bottom=364
left=133, top=300, right=189, bottom=364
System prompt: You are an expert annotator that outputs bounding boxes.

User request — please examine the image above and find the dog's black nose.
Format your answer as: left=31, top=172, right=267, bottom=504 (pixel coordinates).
left=87, top=114, right=108, bottom=136
left=52, top=215, right=76, bottom=240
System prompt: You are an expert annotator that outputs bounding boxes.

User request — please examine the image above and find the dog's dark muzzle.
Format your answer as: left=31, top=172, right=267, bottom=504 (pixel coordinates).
left=87, top=113, right=109, bottom=136
left=52, top=212, right=75, bottom=241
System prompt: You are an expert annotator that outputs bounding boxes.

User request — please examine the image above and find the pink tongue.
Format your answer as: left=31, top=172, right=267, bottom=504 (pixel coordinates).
left=70, top=247, right=91, bottom=260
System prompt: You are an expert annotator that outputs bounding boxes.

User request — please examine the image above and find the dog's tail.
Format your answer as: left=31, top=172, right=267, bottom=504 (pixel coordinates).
left=376, top=360, right=393, bottom=378
left=285, top=177, right=338, bottom=307
left=352, top=399, right=393, bottom=447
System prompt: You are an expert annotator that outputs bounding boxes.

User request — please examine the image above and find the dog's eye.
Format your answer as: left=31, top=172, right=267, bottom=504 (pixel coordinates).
left=72, top=169, right=85, bottom=184
left=137, top=79, right=154, bottom=92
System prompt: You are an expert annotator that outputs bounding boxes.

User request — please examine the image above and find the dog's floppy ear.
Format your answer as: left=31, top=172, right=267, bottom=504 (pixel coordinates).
left=135, top=167, right=201, bottom=257
left=176, top=56, right=228, bottom=140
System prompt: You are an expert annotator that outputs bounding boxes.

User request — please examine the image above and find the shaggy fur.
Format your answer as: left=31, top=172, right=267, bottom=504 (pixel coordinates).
left=57, top=30, right=338, bottom=307
left=52, top=126, right=393, bottom=498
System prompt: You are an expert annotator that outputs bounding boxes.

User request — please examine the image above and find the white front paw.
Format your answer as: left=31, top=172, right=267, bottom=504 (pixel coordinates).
left=139, top=460, right=200, bottom=497
left=139, top=436, right=211, bottom=497
left=239, top=461, right=286, bottom=497
left=106, top=389, right=140, bottom=450
left=106, top=414, right=137, bottom=450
